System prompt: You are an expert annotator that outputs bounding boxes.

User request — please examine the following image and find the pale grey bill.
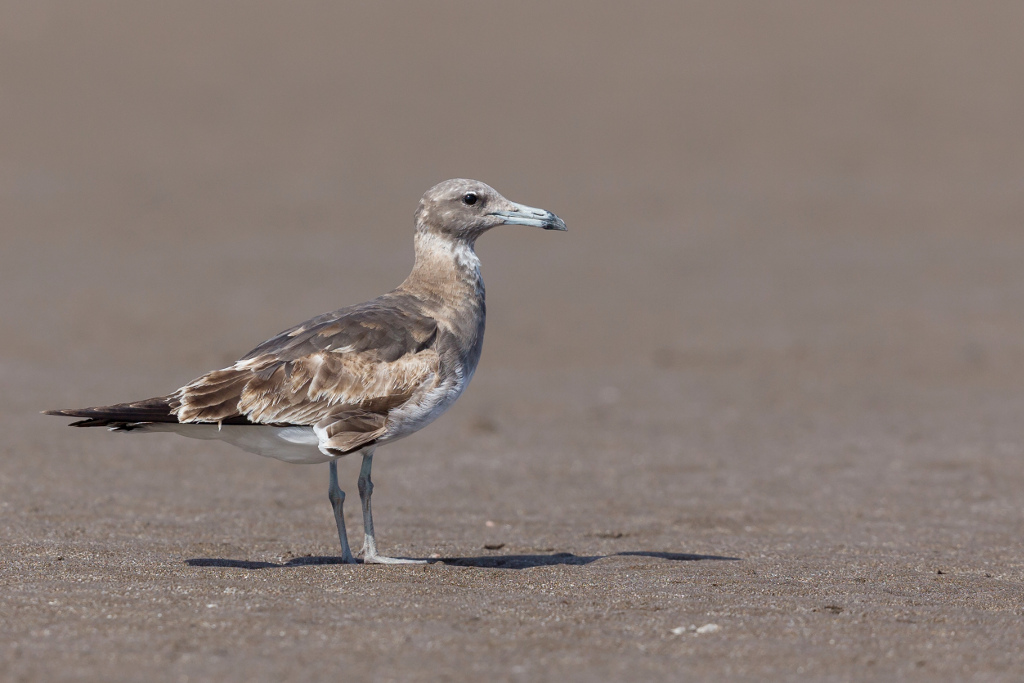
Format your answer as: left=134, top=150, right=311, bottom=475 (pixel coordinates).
left=490, top=202, right=568, bottom=231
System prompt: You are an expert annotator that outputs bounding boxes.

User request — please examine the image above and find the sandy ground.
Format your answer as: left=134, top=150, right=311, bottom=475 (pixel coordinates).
left=3, top=2, right=1024, bottom=681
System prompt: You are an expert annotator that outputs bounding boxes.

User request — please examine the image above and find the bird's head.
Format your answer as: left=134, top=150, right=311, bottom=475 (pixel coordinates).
left=415, top=178, right=567, bottom=243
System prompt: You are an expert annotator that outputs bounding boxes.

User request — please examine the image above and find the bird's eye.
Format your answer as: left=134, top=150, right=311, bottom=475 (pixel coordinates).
left=462, top=193, right=478, bottom=205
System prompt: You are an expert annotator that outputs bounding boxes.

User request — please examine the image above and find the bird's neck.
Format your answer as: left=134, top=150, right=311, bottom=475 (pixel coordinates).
left=401, top=231, right=485, bottom=307
left=399, top=231, right=486, bottom=365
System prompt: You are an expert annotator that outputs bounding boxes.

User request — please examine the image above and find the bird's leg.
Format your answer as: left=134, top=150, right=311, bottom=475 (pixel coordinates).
left=357, top=448, right=426, bottom=565
left=328, top=459, right=356, bottom=564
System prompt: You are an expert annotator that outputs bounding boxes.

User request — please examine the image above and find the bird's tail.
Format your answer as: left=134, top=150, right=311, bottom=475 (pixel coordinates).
left=43, top=396, right=179, bottom=430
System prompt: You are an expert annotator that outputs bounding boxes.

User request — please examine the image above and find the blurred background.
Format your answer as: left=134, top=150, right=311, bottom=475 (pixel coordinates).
left=5, top=1, right=1021, bottom=387
left=3, top=2, right=1024, bottom=680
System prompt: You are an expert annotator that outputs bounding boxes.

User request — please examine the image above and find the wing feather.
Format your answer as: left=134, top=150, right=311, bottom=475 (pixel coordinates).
left=173, top=301, right=440, bottom=431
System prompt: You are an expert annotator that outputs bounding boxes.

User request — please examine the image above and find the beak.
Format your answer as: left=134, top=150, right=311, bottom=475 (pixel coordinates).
left=489, top=202, right=568, bottom=231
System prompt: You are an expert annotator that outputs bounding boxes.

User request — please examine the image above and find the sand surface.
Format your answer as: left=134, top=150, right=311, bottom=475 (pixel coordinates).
left=3, top=2, right=1024, bottom=681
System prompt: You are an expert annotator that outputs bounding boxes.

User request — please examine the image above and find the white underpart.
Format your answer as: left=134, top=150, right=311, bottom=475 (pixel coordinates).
left=131, top=423, right=329, bottom=464
left=380, top=365, right=467, bottom=443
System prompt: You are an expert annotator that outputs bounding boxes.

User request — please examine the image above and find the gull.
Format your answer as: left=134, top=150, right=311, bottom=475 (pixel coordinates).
left=45, top=179, right=567, bottom=564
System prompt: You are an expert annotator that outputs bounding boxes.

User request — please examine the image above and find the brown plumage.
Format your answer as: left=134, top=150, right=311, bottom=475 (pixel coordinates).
left=45, top=178, right=566, bottom=563
left=48, top=303, right=442, bottom=450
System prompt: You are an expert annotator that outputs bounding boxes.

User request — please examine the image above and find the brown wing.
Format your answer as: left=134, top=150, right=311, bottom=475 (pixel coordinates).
left=172, top=301, right=440, bottom=442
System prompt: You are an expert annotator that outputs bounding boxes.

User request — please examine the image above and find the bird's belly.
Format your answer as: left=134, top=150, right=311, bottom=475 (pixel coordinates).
left=133, top=423, right=329, bottom=464
left=381, top=371, right=467, bottom=442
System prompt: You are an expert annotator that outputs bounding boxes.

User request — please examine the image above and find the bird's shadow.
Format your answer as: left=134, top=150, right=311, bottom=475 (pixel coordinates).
left=185, top=550, right=739, bottom=570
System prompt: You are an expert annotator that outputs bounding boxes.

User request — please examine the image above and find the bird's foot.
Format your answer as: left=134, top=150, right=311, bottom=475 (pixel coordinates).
left=362, top=553, right=428, bottom=565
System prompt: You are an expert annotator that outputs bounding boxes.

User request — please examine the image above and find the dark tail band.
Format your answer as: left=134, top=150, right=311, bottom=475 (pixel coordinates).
left=43, top=396, right=179, bottom=427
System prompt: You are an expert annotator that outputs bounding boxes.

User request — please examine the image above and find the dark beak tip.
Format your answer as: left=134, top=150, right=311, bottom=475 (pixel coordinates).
left=545, top=214, right=568, bottom=231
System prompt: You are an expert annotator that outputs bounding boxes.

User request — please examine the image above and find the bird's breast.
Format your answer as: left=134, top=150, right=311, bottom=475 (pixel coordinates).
left=380, top=362, right=469, bottom=442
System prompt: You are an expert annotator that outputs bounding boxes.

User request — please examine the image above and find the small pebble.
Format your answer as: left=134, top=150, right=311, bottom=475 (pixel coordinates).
left=696, top=623, right=721, bottom=634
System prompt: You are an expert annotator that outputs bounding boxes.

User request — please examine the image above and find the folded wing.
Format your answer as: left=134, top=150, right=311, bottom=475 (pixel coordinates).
left=48, top=301, right=440, bottom=454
